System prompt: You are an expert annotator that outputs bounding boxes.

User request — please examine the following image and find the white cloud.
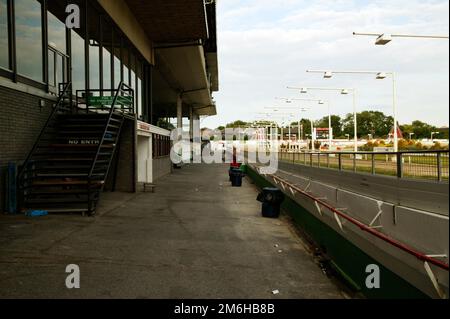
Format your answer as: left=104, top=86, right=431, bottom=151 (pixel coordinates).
left=205, top=0, right=449, bottom=129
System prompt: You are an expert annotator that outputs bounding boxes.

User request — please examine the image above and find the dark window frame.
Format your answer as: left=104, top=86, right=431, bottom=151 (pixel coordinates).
left=1, top=0, right=153, bottom=122
left=12, top=0, right=46, bottom=86
left=152, top=134, right=171, bottom=158
left=0, top=0, right=12, bottom=72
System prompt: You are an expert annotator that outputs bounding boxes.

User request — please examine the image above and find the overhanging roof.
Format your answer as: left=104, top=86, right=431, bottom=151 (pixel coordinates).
left=124, top=0, right=208, bottom=43
left=155, top=44, right=216, bottom=116
left=122, top=0, right=218, bottom=117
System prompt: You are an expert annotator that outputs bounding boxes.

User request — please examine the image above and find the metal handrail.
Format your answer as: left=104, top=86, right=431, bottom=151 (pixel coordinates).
left=76, top=85, right=135, bottom=114
left=17, top=82, right=72, bottom=182
left=280, top=150, right=450, bottom=155
left=86, top=81, right=135, bottom=213
left=271, top=174, right=449, bottom=271
left=278, top=150, right=449, bottom=181
left=87, top=81, right=129, bottom=181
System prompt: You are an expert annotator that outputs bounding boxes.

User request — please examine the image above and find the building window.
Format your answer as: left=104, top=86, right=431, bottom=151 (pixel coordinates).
left=47, top=11, right=66, bottom=54
left=137, top=60, right=143, bottom=119
left=88, top=5, right=100, bottom=90
left=89, top=40, right=100, bottom=90
left=129, top=52, right=136, bottom=113
left=122, top=44, right=129, bottom=86
left=15, top=0, right=43, bottom=82
left=102, top=46, right=111, bottom=90
left=0, top=0, right=9, bottom=69
left=102, top=19, right=112, bottom=90
left=48, top=50, right=54, bottom=86
left=153, top=135, right=171, bottom=158
left=71, top=29, right=85, bottom=93
left=113, top=32, right=121, bottom=89
left=48, top=11, right=67, bottom=88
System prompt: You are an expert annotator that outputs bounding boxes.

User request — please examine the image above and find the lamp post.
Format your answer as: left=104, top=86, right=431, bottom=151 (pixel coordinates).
left=276, top=97, right=332, bottom=149
left=259, top=110, right=296, bottom=147
left=353, top=32, right=449, bottom=45
left=287, top=86, right=357, bottom=152
left=306, top=70, right=398, bottom=152
left=431, top=132, right=440, bottom=141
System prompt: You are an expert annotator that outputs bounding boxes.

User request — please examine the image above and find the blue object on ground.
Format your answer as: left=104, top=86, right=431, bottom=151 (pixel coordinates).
left=26, top=210, right=49, bottom=217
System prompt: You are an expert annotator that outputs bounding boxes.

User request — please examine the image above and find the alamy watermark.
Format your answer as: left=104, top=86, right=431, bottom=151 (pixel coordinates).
left=65, top=264, right=80, bottom=289
left=170, top=121, right=280, bottom=175
left=365, top=264, right=381, bottom=289
left=65, top=4, right=80, bottom=29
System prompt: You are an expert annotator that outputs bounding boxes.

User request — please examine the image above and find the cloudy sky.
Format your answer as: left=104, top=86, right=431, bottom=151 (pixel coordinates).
left=203, top=0, right=449, bottom=129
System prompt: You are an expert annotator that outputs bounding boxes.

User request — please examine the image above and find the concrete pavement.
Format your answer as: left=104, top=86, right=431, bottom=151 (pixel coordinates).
left=0, top=164, right=344, bottom=299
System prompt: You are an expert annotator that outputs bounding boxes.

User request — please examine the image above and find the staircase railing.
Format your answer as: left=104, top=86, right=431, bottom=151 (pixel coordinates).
left=17, top=82, right=72, bottom=185
left=86, top=81, right=134, bottom=213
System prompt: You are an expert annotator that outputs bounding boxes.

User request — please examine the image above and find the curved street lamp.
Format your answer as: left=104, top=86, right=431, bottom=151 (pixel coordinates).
left=353, top=32, right=449, bottom=45
left=306, top=70, right=398, bottom=152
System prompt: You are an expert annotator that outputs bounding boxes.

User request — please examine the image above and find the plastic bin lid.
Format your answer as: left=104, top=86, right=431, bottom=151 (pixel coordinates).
left=263, top=187, right=282, bottom=192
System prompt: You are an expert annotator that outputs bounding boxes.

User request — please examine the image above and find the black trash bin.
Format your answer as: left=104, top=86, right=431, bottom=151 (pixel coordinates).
left=229, top=167, right=239, bottom=181
left=230, top=169, right=244, bottom=187
left=257, top=188, right=285, bottom=218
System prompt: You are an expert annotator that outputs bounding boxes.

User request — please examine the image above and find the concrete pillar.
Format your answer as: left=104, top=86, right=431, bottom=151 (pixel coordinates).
left=193, top=113, right=201, bottom=142
left=192, top=113, right=202, bottom=163
left=189, top=107, right=194, bottom=139
left=177, top=94, right=183, bottom=130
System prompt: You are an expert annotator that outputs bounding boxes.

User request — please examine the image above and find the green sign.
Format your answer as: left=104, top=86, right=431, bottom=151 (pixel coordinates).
left=88, top=95, right=133, bottom=106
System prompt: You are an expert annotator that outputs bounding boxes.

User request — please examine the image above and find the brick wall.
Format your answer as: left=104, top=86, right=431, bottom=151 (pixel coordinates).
left=0, top=86, right=55, bottom=213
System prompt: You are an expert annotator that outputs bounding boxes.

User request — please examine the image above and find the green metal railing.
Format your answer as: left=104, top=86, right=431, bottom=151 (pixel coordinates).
left=278, top=150, right=449, bottom=182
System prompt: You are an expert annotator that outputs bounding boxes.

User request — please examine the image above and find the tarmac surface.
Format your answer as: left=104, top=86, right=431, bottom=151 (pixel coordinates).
left=0, top=164, right=344, bottom=299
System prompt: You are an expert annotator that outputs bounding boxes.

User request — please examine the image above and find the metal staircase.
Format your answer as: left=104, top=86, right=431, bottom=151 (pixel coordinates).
left=18, top=82, right=134, bottom=216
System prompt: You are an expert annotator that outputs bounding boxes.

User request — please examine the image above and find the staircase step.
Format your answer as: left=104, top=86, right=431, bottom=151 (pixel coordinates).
left=34, top=173, right=89, bottom=178
left=25, top=189, right=91, bottom=196
left=19, top=109, right=126, bottom=216
left=109, top=118, right=123, bottom=124
left=27, top=168, right=92, bottom=175
left=51, top=131, right=117, bottom=137
left=106, top=124, right=121, bottom=129
left=22, top=206, right=94, bottom=215
left=31, top=180, right=104, bottom=187
left=58, top=116, right=107, bottom=121
left=33, top=152, right=98, bottom=157
left=57, top=114, right=108, bottom=119
left=42, top=144, right=114, bottom=149
left=57, top=131, right=104, bottom=136
left=30, top=158, right=94, bottom=163
left=58, top=125, right=105, bottom=130
left=32, top=164, right=92, bottom=172
left=45, top=208, right=90, bottom=214
left=25, top=198, right=94, bottom=205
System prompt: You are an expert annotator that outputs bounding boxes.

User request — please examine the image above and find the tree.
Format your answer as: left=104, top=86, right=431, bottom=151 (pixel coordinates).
left=157, top=118, right=175, bottom=130
left=290, top=118, right=313, bottom=137
left=226, top=120, right=248, bottom=128
left=342, top=111, right=393, bottom=138
left=401, top=121, right=437, bottom=139
left=314, top=115, right=343, bottom=137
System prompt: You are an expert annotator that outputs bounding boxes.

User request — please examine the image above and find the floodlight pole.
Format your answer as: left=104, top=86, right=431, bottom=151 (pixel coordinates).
left=306, top=70, right=399, bottom=152
left=276, top=97, right=333, bottom=150
left=287, top=87, right=358, bottom=152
